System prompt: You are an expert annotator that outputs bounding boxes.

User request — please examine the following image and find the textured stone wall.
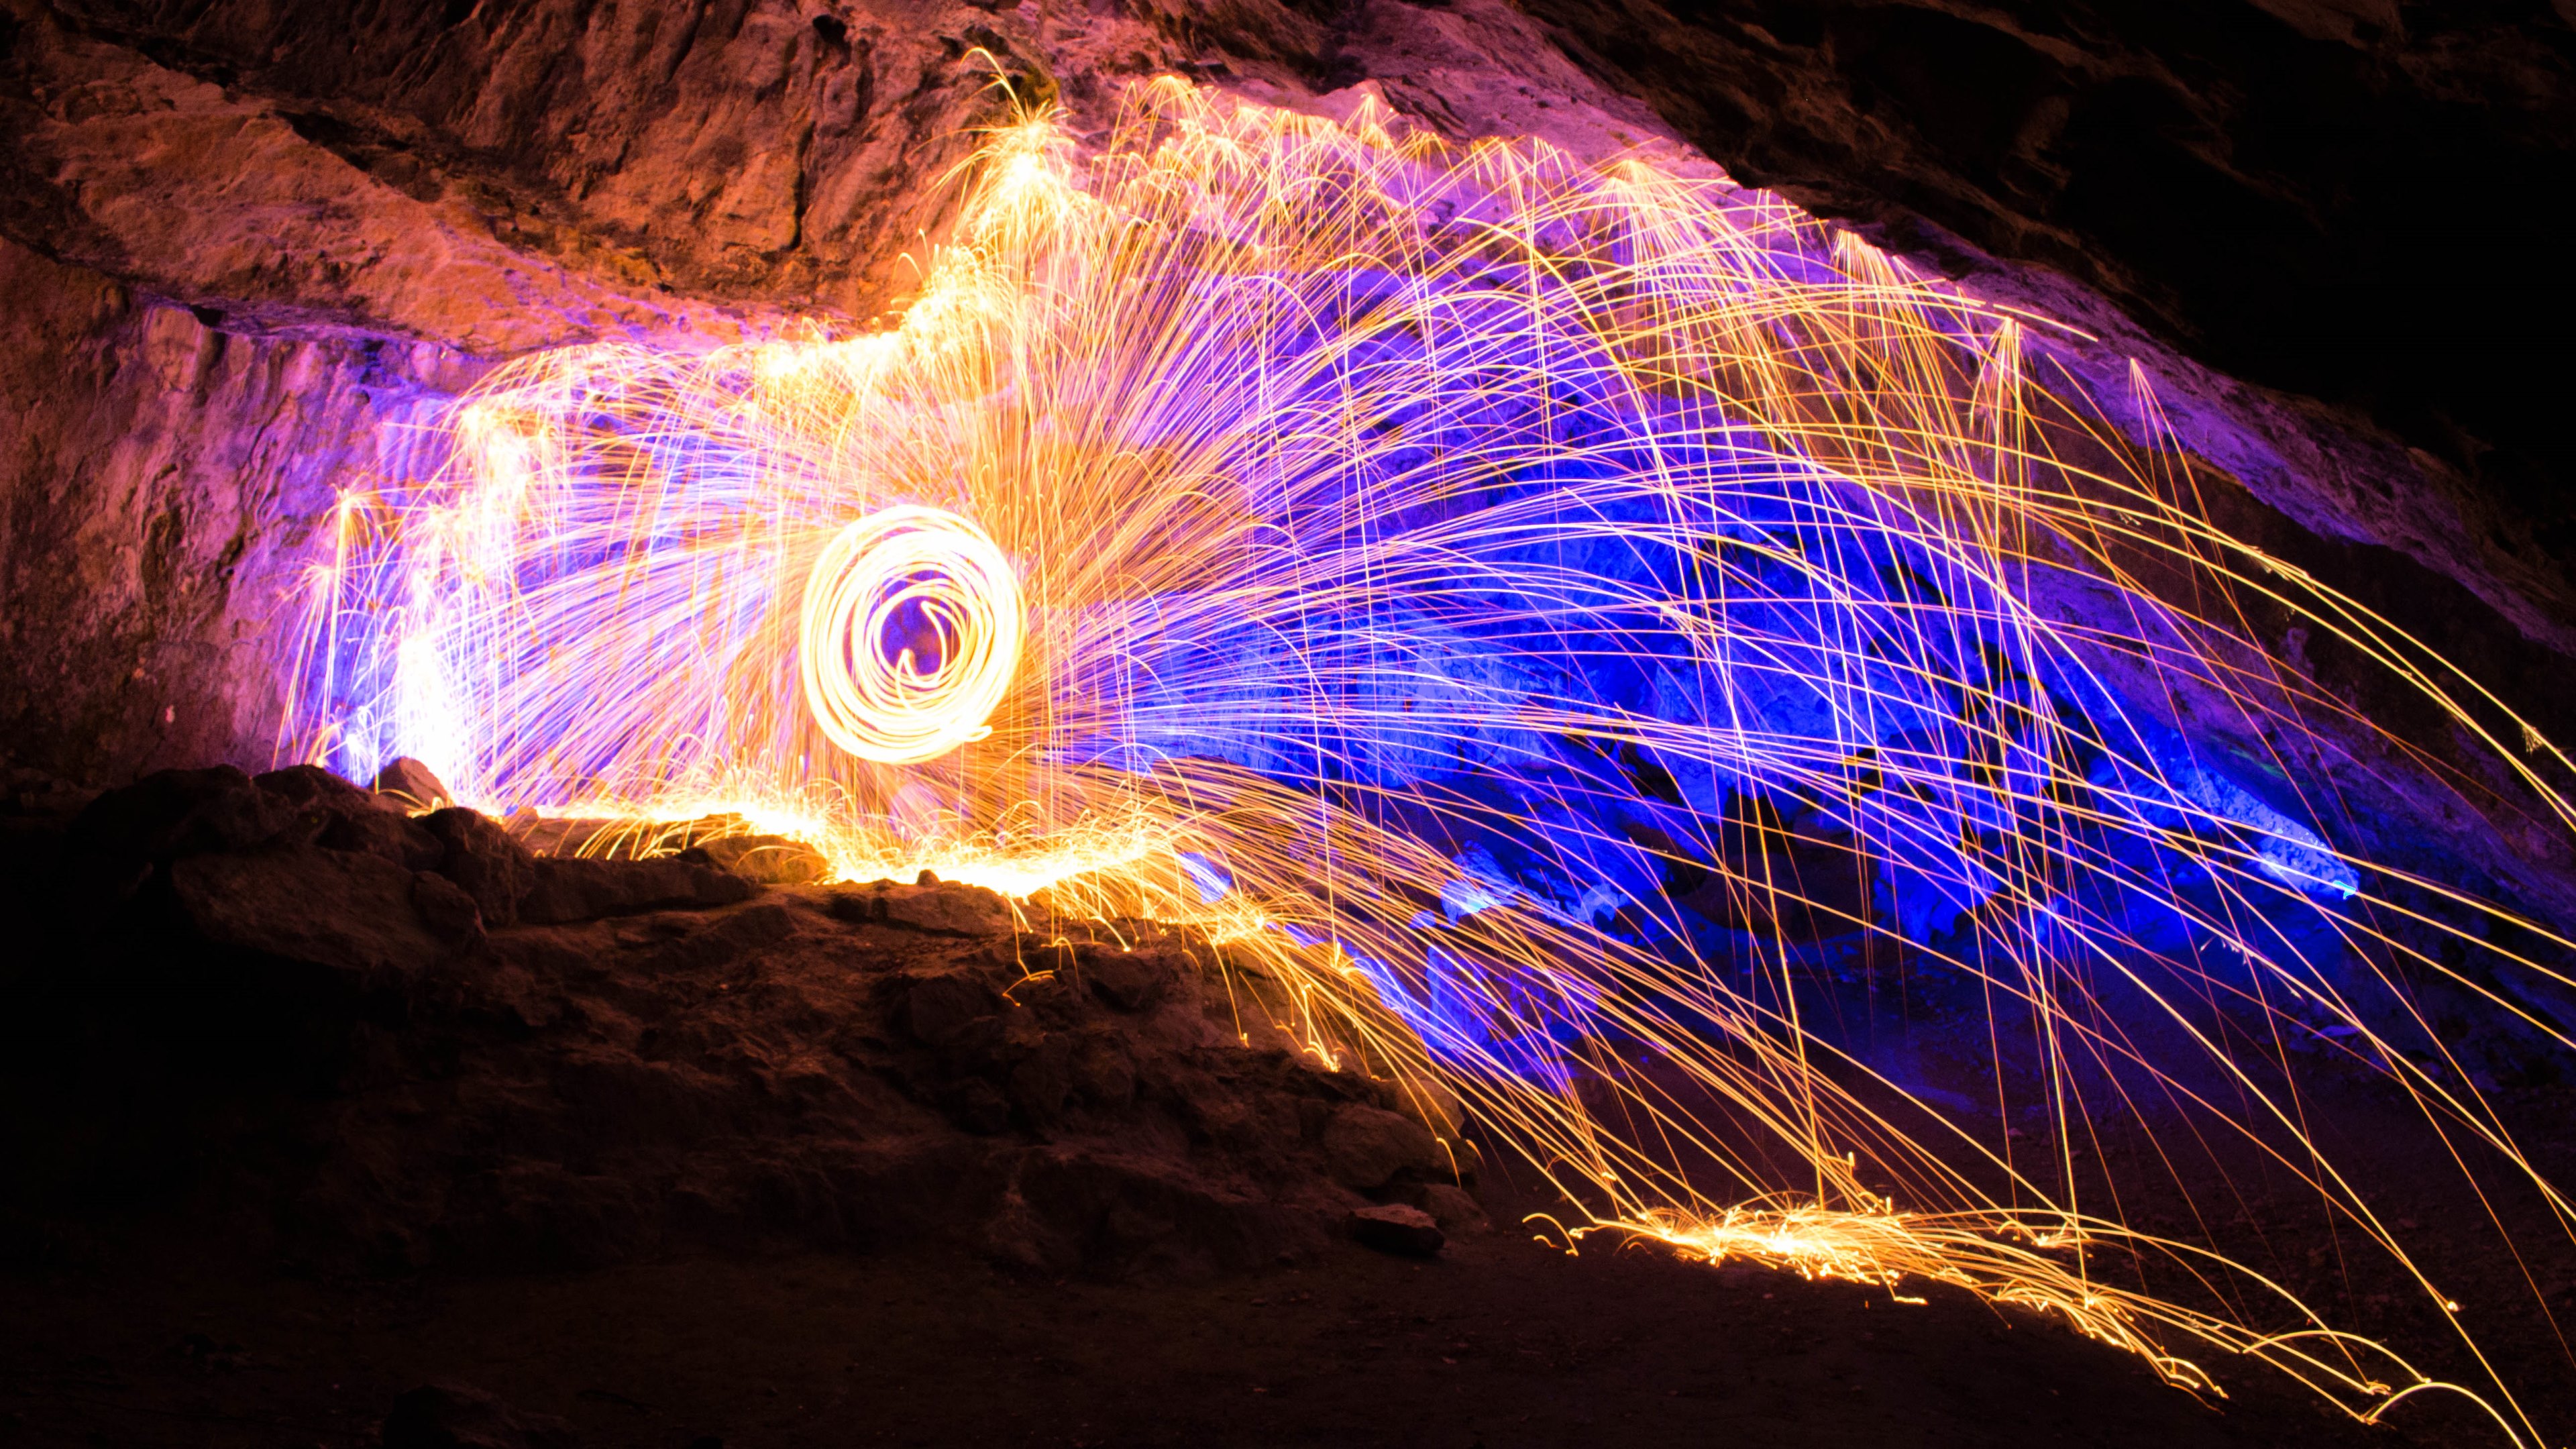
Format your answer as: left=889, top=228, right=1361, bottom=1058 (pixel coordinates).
left=0, top=236, right=469, bottom=777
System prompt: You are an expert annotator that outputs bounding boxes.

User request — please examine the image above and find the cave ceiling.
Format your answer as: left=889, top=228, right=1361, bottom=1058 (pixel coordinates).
left=1, top=0, right=2571, bottom=780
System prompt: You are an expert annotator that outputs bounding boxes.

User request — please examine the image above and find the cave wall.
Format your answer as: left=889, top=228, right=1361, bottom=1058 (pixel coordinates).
left=0, top=237, right=470, bottom=778
left=3, top=0, right=2571, bottom=802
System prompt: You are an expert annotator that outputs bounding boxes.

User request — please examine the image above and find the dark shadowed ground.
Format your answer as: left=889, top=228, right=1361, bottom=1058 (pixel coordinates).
left=0, top=1215, right=2440, bottom=1449
left=2, top=764, right=2567, bottom=1449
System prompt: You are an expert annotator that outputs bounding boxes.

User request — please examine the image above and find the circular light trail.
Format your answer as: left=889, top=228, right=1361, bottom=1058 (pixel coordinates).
left=798, top=504, right=1023, bottom=763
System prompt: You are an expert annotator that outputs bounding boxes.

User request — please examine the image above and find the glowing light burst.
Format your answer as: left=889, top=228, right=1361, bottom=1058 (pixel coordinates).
left=290, top=80, right=2576, bottom=1439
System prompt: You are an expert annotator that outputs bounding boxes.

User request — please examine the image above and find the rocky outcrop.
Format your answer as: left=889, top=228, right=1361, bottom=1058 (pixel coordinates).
left=0, top=761, right=1478, bottom=1277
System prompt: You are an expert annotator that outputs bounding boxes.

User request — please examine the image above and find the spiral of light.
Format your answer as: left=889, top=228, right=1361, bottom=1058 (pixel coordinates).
left=798, top=505, right=1024, bottom=765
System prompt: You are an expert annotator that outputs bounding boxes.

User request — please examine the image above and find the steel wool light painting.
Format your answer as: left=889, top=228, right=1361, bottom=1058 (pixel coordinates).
left=290, top=80, right=2576, bottom=1440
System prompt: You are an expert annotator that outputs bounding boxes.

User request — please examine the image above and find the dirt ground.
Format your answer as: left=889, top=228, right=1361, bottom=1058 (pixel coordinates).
left=0, top=1207, right=2500, bottom=1449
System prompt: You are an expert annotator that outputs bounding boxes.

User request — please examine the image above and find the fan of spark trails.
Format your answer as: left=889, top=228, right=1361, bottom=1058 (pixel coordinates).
left=293, top=80, right=2576, bottom=1438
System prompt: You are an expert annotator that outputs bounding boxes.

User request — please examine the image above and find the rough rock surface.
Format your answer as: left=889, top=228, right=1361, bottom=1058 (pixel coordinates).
left=170, top=845, right=449, bottom=980
left=519, top=854, right=757, bottom=926
left=373, top=757, right=455, bottom=811
left=1, top=762, right=1477, bottom=1279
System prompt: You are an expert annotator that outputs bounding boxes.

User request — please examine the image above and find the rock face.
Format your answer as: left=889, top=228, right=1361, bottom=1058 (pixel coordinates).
left=171, top=845, right=449, bottom=979
left=0, top=762, right=1475, bottom=1277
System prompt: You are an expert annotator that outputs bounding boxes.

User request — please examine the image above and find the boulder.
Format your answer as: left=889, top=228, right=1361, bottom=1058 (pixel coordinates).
left=167, top=845, right=443, bottom=979
left=1080, top=945, right=1177, bottom=1012
left=371, top=757, right=453, bottom=812
left=253, top=763, right=382, bottom=810
left=906, top=973, right=1002, bottom=1047
left=321, top=806, right=447, bottom=871
left=411, top=871, right=486, bottom=949
left=830, top=881, right=1015, bottom=937
left=685, top=833, right=833, bottom=885
left=421, top=808, right=535, bottom=928
left=1321, top=1104, right=1446, bottom=1191
left=637, top=902, right=796, bottom=975
left=70, top=765, right=305, bottom=868
left=1417, top=1183, right=1487, bottom=1233
left=253, top=763, right=446, bottom=869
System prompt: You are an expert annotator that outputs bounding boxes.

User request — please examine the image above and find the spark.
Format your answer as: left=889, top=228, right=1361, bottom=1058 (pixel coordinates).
left=288, top=78, right=2575, bottom=1442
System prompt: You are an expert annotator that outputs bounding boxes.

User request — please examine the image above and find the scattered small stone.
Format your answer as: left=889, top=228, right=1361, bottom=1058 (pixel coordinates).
left=382, top=1381, right=576, bottom=1449
left=1349, top=1203, right=1444, bottom=1257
